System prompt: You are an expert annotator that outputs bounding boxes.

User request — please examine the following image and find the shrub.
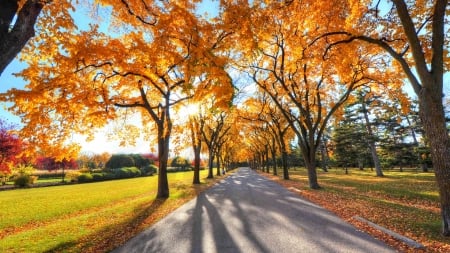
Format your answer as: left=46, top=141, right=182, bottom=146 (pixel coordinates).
left=66, top=171, right=82, bottom=182
left=171, top=156, right=190, bottom=170
left=102, top=172, right=116, bottom=180
left=130, top=154, right=152, bottom=168
left=149, top=164, right=158, bottom=174
left=14, top=175, right=33, bottom=187
left=141, top=164, right=157, bottom=175
left=92, top=173, right=107, bottom=181
left=34, top=172, right=64, bottom=179
left=105, top=154, right=135, bottom=169
left=11, top=165, right=35, bottom=177
left=105, top=154, right=153, bottom=170
left=30, top=176, right=39, bottom=184
left=167, top=167, right=181, bottom=173
left=77, top=173, right=93, bottom=183
left=113, top=167, right=141, bottom=179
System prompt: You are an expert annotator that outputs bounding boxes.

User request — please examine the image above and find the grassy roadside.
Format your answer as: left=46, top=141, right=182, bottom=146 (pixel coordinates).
left=259, top=168, right=450, bottom=253
left=0, top=169, right=232, bottom=253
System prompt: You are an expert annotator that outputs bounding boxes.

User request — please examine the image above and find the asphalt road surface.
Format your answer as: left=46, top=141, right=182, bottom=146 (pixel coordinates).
left=112, top=167, right=396, bottom=253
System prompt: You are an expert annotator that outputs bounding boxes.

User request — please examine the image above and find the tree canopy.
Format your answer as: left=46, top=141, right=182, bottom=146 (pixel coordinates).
left=0, top=0, right=449, bottom=235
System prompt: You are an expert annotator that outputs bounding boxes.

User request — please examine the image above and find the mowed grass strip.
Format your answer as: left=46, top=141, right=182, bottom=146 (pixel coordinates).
left=261, top=168, right=450, bottom=253
left=0, top=170, right=227, bottom=253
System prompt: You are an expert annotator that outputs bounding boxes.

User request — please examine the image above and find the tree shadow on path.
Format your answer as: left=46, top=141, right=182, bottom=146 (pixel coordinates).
left=111, top=168, right=396, bottom=253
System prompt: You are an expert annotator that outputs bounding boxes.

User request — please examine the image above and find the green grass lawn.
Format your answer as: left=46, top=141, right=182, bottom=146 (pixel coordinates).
left=0, top=170, right=223, bottom=253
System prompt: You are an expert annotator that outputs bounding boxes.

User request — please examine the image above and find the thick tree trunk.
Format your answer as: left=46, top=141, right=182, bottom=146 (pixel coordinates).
left=302, top=145, right=320, bottom=189
left=419, top=89, right=450, bottom=235
left=156, top=135, right=170, bottom=198
left=0, top=0, right=44, bottom=76
left=305, top=158, right=320, bottom=189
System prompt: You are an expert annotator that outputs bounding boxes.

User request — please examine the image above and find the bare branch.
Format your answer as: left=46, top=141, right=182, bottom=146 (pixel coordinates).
left=120, top=0, right=157, bottom=26
left=310, top=31, right=422, bottom=94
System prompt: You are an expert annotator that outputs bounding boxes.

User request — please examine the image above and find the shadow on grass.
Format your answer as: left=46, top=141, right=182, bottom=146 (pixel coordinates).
left=43, top=198, right=167, bottom=253
left=43, top=173, right=233, bottom=253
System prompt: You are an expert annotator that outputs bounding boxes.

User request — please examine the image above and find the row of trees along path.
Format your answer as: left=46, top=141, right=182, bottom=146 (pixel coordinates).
left=0, top=0, right=449, bottom=235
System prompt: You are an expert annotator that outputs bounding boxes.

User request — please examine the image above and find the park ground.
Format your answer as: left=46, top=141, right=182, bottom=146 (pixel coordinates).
left=259, top=168, right=450, bottom=253
left=1, top=167, right=449, bottom=252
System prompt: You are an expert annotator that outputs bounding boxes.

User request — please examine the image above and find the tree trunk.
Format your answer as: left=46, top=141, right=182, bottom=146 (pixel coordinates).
left=216, top=153, right=221, bottom=176
left=190, top=120, right=201, bottom=185
left=207, top=151, right=214, bottom=179
left=61, top=167, right=65, bottom=182
left=305, top=158, right=320, bottom=189
left=362, top=100, right=384, bottom=177
left=419, top=89, right=450, bottom=235
left=320, top=138, right=329, bottom=172
left=192, top=145, right=201, bottom=184
left=271, top=146, right=278, bottom=176
left=302, top=144, right=320, bottom=189
left=279, top=138, right=289, bottom=179
left=280, top=150, right=289, bottom=179
left=422, top=163, right=428, bottom=172
left=156, top=134, right=170, bottom=198
left=0, top=0, right=45, bottom=76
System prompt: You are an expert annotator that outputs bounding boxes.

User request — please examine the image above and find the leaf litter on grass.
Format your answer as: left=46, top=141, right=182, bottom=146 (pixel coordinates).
left=259, top=170, right=450, bottom=253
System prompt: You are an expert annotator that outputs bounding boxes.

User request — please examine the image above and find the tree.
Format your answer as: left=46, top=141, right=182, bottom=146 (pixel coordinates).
left=201, top=109, right=231, bottom=178
left=332, top=105, right=373, bottom=172
left=188, top=113, right=203, bottom=184
left=93, top=152, right=111, bottom=169
left=240, top=93, right=293, bottom=178
left=358, top=90, right=384, bottom=176
left=314, top=0, right=450, bottom=235
left=77, top=151, right=112, bottom=170
left=212, top=111, right=235, bottom=176
left=372, top=97, right=423, bottom=171
left=35, top=156, right=78, bottom=182
left=2, top=1, right=233, bottom=198
left=240, top=1, right=385, bottom=189
left=0, top=119, right=23, bottom=177
left=105, top=154, right=135, bottom=169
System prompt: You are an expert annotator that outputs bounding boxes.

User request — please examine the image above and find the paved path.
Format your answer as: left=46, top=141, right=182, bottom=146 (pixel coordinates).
left=112, top=168, right=396, bottom=253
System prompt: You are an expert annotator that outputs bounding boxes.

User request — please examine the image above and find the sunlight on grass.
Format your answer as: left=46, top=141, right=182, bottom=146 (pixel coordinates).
left=0, top=169, right=223, bottom=252
left=418, top=190, right=439, bottom=198
left=0, top=177, right=158, bottom=230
